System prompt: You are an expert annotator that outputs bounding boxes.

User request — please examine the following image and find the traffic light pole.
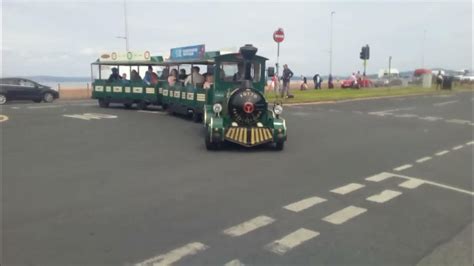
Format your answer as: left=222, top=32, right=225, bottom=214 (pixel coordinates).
left=363, top=59, right=367, bottom=76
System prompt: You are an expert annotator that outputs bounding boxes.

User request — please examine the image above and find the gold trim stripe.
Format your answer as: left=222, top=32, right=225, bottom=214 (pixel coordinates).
left=251, top=128, right=255, bottom=145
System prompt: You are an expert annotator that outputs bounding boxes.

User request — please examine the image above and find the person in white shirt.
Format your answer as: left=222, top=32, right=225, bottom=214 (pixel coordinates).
left=184, top=66, right=205, bottom=86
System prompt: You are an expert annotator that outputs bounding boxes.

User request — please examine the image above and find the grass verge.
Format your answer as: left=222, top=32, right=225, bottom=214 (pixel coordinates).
left=265, top=86, right=473, bottom=104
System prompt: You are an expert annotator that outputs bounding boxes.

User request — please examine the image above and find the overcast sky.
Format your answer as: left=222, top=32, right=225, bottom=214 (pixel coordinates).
left=1, top=0, right=472, bottom=77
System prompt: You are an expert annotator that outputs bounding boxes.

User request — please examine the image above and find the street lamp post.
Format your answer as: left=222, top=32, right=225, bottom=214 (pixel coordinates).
left=421, top=29, right=427, bottom=68
left=117, top=0, right=130, bottom=52
left=329, top=11, right=335, bottom=76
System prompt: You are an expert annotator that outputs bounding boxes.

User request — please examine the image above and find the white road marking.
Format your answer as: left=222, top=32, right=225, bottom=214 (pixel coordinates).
left=265, top=228, right=319, bottom=255
left=224, top=259, right=245, bottom=266
left=433, top=100, right=458, bottom=106
left=399, top=179, right=424, bottom=189
left=366, top=190, right=402, bottom=203
left=435, top=150, right=450, bottom=156
left=10, top=106, right=20, bottom=109
left=28, top=105, right=63, bottom=109
left=466, top=141, right=474, bottom=145
left=393, top=114, right=418, bottom=118
left=446, top=119, right=473, bottom=125
left=222, top=216, right=275, bottom=237
left=330, top=183, right=365, bottom=195
left=416, top=156, right=432, bottom=163
left=369, top=107, right=415, bottom=114
left=134, top=242, right=208, bottom=266
left=322, top=206, right=367, bottom=225
left=389, top=173, right=474, bottom=196
left=365, top=172, right=393, bottom=182
left=283, top=196, right=327, bottom=212
left=63, top=113, right=117, bottom=120
left=137, top=110, right=163, bottom=114
left=393, top=164, right=413, bottom=171
left=452, top=145, right=464, bottom=150
left=419, top=116, right=443, bottom=121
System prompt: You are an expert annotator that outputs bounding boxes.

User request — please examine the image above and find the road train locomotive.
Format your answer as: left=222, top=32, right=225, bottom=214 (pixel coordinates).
left=91, top=44, right=287, bottom=150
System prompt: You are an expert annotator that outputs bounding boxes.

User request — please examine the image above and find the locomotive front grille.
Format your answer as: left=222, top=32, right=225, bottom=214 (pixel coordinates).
left=225, top=127, right=273, bottom=146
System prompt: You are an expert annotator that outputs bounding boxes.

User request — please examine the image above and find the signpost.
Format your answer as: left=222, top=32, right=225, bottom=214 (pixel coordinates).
left=273, top=28, right=285, bottom=77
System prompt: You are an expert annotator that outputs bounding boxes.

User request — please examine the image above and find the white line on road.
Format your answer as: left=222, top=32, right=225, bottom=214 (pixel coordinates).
left=466, top=141, right=474, bottom=145
left=283, top=196, right=327, bottom=212
left=10, top=106, right=20, bottom=109
left=134, top=242, right=208, bottom=266
left=433, top=100, right=458, bottom=106
left=393, top=164, right=413, bottom=171
left=365, top=172, right=393, bottom=182
left=322, top=206, right=367, bottom=225
left=222, top=216, right=275, bottom=237
left=330, top=183, right=365, bottom=195
left=419, top=116, right=444, bottom=121
left=416, top=156, right=432, bottom=163
left=137, top=110, right=164, bottom=114
left=452, top=145, right=464, bottom=150
left=393, top=114, right=418, bottom=118
left=28, top=105, right=64, bottom=109
left=435, top=150, right=450, bottom=156
left=399, top=179, right=424, bottom=189
left=366, top=190, right=402, bottom=203
left=265, top=228, right=319, bottom=255
left=224, top=259, right=245, bottom=266
left=388, top=173, right=474, bottom=196
left=446, top=119, right=473, bottom=125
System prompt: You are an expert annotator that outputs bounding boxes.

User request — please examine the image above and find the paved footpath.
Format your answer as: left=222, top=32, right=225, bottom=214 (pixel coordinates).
left=1, top=91, right=472, bottom=265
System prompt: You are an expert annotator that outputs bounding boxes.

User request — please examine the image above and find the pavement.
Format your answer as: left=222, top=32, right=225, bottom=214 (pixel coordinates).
left=1, top=91, right=472, bottom=266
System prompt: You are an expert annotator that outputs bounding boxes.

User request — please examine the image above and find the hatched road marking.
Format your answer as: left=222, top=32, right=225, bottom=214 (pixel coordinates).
left=452, top=145, right=464, bottom=150
left=134, top=242, right=208, bottom=266
left=223, top=216, right=275, bottom=237
left=393, top=164, right=413, bottom=171
left=322, top=206, right=367, bottom=225
left=366, top=190, right=402, bottom=203
left=330, top=183, right=365, bottom=195
left=365, top=172, right=393, bottom=182
left=399, top=179, right=424, bottom=189
left=283, top=196, right=327, bottom=212
left=390, top=172, right=474, bottom=196
left=224, top=259, right=245, bottom=266
left=435, top=150, right=450, bottom=156
left=265, top=228, right=319, bottom=255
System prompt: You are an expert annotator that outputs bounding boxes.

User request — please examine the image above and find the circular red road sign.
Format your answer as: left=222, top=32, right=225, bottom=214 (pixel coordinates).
left=273, top=28, right=285, bottom=43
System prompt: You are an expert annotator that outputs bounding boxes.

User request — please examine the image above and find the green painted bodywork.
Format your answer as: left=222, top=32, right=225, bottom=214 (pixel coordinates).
left=90, top=49, right=287, bottom=148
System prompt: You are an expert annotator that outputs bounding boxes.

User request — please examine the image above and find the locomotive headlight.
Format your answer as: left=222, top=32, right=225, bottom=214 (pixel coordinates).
left=274, top=104, right=283, bottom=115
left=213, top=103, right=223, bottom=114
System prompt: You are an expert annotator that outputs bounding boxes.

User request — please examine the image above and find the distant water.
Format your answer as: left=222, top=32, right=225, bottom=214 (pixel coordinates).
left=41, top=81, right=90, bottom=90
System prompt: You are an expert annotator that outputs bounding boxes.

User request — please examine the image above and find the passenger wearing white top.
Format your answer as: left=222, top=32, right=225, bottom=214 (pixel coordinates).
left=184, top=66, right=205, bottom=86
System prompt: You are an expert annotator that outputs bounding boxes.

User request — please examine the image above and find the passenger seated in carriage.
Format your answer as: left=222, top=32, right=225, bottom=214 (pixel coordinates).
left=130, top=70, right=142, bottom=82
left=185, top=66, right=204, bottom=86
left=168, top=69, right=178, bottom=86
left=203, top=73, right=214, bottom=89
left=108, top=67, right=122, bottom=82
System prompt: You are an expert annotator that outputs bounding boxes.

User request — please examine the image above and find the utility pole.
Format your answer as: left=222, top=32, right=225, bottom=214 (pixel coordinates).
left=116, top=0, right=130, bottom=52
left=421, top=29, right=426, bottom=68
left=329, top=11, right=335, bottom=76
left=388, top=56, right=392, bottom=79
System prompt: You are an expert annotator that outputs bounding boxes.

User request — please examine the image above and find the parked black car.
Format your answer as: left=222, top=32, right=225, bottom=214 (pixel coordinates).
left=0, top=78, right=59, bottom=104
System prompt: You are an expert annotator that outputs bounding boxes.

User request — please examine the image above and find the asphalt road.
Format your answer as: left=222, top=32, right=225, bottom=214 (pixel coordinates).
left=1, top=91, right=473, bottom=266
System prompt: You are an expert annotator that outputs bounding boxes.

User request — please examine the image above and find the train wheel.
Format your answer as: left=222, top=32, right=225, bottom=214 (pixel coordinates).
left=205, top=132, right=220, bottom=150
left=137, top=100, right=147, bottom=110
left=275, top=142, right=284, bottom=151
left=192, top=112, right=202, bottom=123
left=98, top=99, right=109, bottom=108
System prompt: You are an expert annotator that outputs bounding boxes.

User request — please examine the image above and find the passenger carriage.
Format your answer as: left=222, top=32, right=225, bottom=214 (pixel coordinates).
left=90, top=51, right=164, bottom=109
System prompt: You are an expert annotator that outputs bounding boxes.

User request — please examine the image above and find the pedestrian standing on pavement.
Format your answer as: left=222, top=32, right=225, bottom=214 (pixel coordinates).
left=436, top=71, right=444, bottom=90
left=328, top=74, right=334, bottom=89
left=313, top=74, right=322, bottom=89
left=281, top=64, right=294, bottom=98
left=300, top=76, right=308, bottom=90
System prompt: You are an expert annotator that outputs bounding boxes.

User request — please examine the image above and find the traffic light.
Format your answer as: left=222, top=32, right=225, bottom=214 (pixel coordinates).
left=359, top=45, right=370, bottom=60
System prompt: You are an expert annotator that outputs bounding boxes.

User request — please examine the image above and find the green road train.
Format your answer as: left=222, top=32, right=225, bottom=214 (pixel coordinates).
left=91, top=45, right=287, bottom=150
